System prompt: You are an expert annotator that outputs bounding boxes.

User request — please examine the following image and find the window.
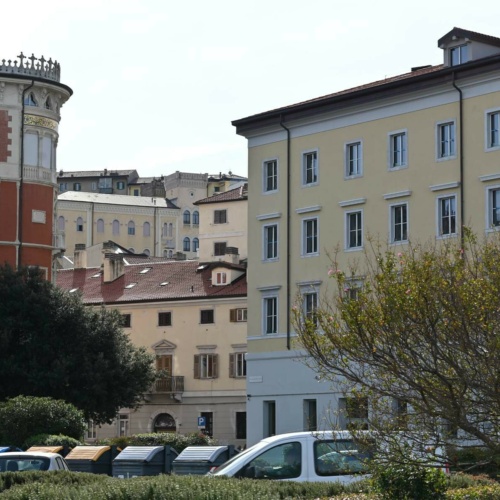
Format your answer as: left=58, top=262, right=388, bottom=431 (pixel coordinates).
left=57, top=216, right=65, bottom=231
left=488, top=188, right=500, bottom=228
left=183, top=237, right=190, bottom=251
left=344, top=279, right=362, bottom=301
left=24, top=132, right=38, bottom=166
left=214, top=186, right=220, bottom=192
left=192, top=211, right=199, bottom=225
left=236, top=412, right=247, bottom=439
left=194, top=354, right=218, bottom=379
left=127, top=221, right=135, bottom=235
left=143, top=249, right=150, bottom=257
left=302, top=217, right=318, bottom=256
left=264, top=159, right=278, bottom=192
left=487, top=111, right=500, bottom=149
left=118, top=414, right=129, bottom=437
left=121, top=314, right=131, bottom=328
left=200, top=309, right=214, bottom=324
left=112, top=220, right=120, bottom=235
left=200, top=411, right=214, bottom=437
left=229, top=352, right=246, bottom=377
left=41, top=136, right=52, bottom=169
left=158, top=312, right=172, bottom=326
left=215, top=272, right=227, bottom=285
left=230, top=308, right=248, bottom=322
left=183, top=210, right=191, bottom=225
left=86, top=420, right=96, bottom=440
left=303, top=151, right=318, bottom=185
left=264, top=296, right=278, bottom=334
left=339, top=396, right=369, bottom=430
left=391, top=203, right=408, bottom=243
left=98, top=177, right=112, bottom=193
left=304, top=292, right=318, bottom=325
left=346, top=142, right=362, bottom=177
left=438, top=196, right=457, bottom=236
left=192, top=238, right=199, bottom=252
left=59, top=183, right=67, bottom=192
left=133, top=188, right=139, bottom=196
left=389, top=132, right=407, bottom=168
left=76, top=217, right=84, bottom=232
left=263, top=223, right=278, bottom=260
left=214, top=242, right=226, bottom=256
left=73, top=182, right=81, bottom=191
left=143, top=221, right=150, bottom=237
left=214, top=209, right=227, bottom=224
left=450, top=44, right=468, bottom=66
left=438, top=121, right=456, bottom=158
left=304, top=400, right=317, bottom=432
left=91, top=182, right=97, bottom=191
left=117, top=181, right=125, bottom=190
left=96, top=218, right=104, bottom=233
left=263, top=401, right=276, bottom=437
left=24, top=92, right=37, bottom=106
left=346, top=211, right=362, bottom=249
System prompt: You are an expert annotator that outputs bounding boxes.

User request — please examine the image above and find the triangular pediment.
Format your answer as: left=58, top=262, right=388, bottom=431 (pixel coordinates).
left=151, top=339, right=177, bottom=351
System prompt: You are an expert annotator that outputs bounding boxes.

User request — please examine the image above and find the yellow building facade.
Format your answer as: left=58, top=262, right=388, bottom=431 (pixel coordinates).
left=233, top=27, right=500, bottom=444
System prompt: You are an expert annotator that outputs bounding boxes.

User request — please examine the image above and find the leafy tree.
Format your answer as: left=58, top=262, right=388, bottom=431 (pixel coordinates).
left=293, top=230, right=500, bottom=466
left=0, top=265, right=156, bottom=424
left=0, top=395, right=85, bottom=447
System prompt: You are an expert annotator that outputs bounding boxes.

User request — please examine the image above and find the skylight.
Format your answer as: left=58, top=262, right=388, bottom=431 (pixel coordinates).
left=160, top=281, right=170, bottom=286
left=125, top=282, right=137, bottom=289
left=91, top=272, right=102, bottom=278
left=139, top=268, right=152, bottom=274
left=69, top=288, right=78, bottom=293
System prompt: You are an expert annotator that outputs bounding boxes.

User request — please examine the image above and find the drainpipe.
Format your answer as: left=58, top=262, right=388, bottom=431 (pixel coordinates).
left=279, top=115, right=291, bottom=350
left=18, top=80, right=35, bottom=268
left=452, top=73, right=464, bottom=247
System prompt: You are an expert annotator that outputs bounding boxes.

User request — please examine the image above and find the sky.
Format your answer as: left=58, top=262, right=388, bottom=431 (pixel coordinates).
left=2, top=1, right=500, bottom=179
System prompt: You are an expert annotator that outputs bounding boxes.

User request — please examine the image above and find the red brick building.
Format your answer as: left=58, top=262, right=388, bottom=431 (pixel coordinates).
left=0, top=54, right=72, bottom=280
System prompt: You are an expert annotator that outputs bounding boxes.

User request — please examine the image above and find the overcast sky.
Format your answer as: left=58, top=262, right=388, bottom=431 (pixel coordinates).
left=2, top=1, right=499, bottom=179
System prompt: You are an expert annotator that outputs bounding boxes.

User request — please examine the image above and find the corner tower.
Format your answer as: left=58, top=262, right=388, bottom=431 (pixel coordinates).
left=0, top=53, right=72, bottom=281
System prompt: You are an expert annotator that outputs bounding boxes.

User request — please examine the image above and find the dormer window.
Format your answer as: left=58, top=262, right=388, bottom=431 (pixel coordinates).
left=215, top=272, right=227, bottom=285
left=24, top=92, right=37, bottom=106
left=450, top=44, right=468, bottom=66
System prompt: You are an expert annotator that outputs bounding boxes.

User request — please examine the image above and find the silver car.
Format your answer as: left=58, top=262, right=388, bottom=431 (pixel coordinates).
left=0, top=452, right=70, bottom=472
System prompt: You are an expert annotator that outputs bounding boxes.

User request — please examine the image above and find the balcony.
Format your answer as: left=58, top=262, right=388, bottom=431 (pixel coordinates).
left=150, top=375, right=184, bottom=394
left=98, top=187, right=113, bottom=194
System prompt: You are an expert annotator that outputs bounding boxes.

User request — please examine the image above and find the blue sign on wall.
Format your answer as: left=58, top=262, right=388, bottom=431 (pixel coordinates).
left=197, top=416, right=206, bottom=428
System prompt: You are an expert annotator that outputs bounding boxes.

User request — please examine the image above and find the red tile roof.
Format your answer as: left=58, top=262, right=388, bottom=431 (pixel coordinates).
left=56, top=260, right=246, bottom=305
left=194, top=184, right=248, bottom=205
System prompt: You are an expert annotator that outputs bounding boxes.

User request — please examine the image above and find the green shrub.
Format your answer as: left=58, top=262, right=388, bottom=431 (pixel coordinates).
left=446, top=485, right=500, bottom=499
left=448, top=446, right=500, bottom=479
left=0, top=396, right=85, bottom=447
left=370, top=459, right=448, bottom=499
left=23, top=434, right=82, bottom=450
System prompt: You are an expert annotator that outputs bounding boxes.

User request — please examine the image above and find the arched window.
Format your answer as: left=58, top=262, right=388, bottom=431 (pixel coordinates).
left=128, top=248, right=135, bottom=253
left=76, top=217, right=83, bottom=232
left=143, top=249, right=150, bottom=257
left=168, top=250, right=173, bottom=258
left=143, top=221, right=151, bottom=237
left=168, top=223, right=173, bottom=237
left=183, top=237, right=190, bottom=251
left=112, top=220, right=120, bottom=235
left=96, top=218, right=104, bottom=233
left=183, top=210, right=190, bottom=225
left=24, top=92, right=37, bottom=106
left=192, top=238, right=199, bottom=252
left=163, top=249, right=169, bottom=257
left=163, top=223, right=168, bottom=237
left=153, top=413, right=176, bottom=433
left=192, top=211, right=199, bottom=225
left=57, top=216, right=65, bottom=231
left=128, top=221, right=135, bottom=235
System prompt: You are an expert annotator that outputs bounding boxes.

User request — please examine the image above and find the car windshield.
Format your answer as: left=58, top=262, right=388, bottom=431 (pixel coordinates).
left=0, top=456, right=50, bottom=472
left=210, top=443, right=261, bottom=474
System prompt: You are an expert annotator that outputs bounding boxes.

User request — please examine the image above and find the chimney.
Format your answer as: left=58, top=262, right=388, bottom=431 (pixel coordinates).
left=74, top=244, right=87, bottom=269
left=103, top=253, right=125, bottom=283
left=224, top=247, right=239, bottom=264
left=174, top=252, right=186, bottom=261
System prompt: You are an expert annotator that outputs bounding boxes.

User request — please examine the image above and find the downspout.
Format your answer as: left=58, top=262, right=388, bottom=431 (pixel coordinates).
left=18, top=80, right=35, bottom=268
left=154, top=204, right=158, bottom=257
left=90, top=202, right=94, bottom=246
left=279, top=115, right=291, bottom=350
left=452, top=73, right=464, bottom=247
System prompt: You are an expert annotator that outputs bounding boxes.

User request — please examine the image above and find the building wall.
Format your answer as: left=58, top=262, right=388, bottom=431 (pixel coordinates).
left=244, top=67, right=500, bottom=444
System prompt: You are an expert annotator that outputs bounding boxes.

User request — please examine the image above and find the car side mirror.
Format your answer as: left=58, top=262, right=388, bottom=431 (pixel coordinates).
left=243, top=465, right=256, bottom=478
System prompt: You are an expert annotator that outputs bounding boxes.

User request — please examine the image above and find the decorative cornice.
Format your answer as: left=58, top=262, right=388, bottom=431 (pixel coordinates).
left=295, top=205, right=322, bottom=214
left=0, top=53, right=61, bottom=82
left=429, top=181, right=460, bottom=191
left=383, top=190, right=412, bottom=200
left=479, top=173, right=500, bottom=182
left=24, top=114, right=58, bottom=131
left=256, top=212, right=281, bottom=221
left=338, top=197, right=366, bottom=207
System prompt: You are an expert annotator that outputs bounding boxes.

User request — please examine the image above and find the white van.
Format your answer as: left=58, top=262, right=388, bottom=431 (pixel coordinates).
left=208, top=431, right=371, bottom=483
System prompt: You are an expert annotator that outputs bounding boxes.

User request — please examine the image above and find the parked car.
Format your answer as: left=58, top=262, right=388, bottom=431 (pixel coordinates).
left=0, top=452, right=70, bottom=472
left=208, top=431, right=372, bottom=483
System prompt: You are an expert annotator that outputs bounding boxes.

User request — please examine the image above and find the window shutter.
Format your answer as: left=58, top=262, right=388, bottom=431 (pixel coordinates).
left=213, top=354, right=219, bottom=379
left=229, top=309, right=237, bottom=322
left=229, top=353, right=235, bottom=378
left=194, top=355, right=200, bottom=379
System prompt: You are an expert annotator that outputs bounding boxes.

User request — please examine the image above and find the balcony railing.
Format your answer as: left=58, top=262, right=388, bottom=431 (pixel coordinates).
left=150, top=375, right=184, bottom=394
left=98, top=187, right=113, bottom=194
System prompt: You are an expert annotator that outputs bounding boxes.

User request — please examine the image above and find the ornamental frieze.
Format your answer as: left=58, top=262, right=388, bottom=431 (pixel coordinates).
left=24, top=114, right=58, bottom=131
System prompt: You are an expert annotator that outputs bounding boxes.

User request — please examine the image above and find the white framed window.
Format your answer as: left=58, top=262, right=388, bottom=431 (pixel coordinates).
left=41, top=136, right=53, bottom=169
left=230, top=308, right=248, bottom=322
left=437, top=195, right=457, bottom=237
left=263, top=159, right=278, bottom=193
left=303, top=291, right=318, bottom=325
left=345, top=210, right=363, bottom=250
left=23, top=132, right=38, bottom=166
left=118, top=414, right=129, bottom=436
left=390, top=203, right=408, bottom=243
left=263, top=223, right=278, bottom=261
left=486, top=109, right=500, bottom=150
left=389, top=131, right=407, bottom=169
left=194, top=353, right=219, bottom=379
left=437, top=121, right=456, bottom=160
left=302, top=150, right=318, bottom=186
left=229, top=352, right=246, bottom=378
left=450, top=44, right=468, bottom=66
left=215, top=272, right=227, bottom=285
left=345, top=141, right=362, bottom=177
left=86, top=420, right=96, bottom=440
left=263, top=295, right=278, bottom=334
left=487, top=186, right=500, bottom=229
left=302, top=217, right=319, bottom=256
